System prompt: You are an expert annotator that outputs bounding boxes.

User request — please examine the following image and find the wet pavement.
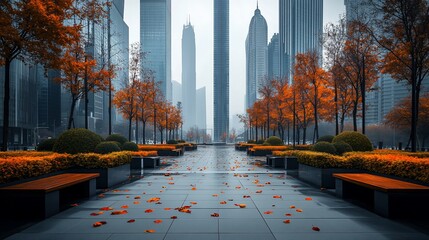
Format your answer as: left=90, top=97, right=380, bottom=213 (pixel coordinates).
left=5, top=145, right=429, bottom=240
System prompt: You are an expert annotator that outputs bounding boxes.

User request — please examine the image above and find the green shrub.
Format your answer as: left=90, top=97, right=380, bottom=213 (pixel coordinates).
left=264, top=136, right=283, bottom=146
left=167, top=139, right=178, bottom=144
left=333, top=131, right=373, bottom=152
left=262, top=142, right=270, bottom=146
left=122, top=141, right=138, bottom=151
left=37, top=139, right=57, bottom=151
left=316, top=135, right=335, bottom=143
left=105, top=134, right=127, bottom=145
left=311, top=141, right=337, bottom=155
left=72, top=152, right=132, bottom=168
left=293, top=151, right=350, bottom=168
left=333, top=141, right=353, bottom=155
left=94, top=141, right=121, bottom=154
left=177, top=139, right=186, bottom=143
left=256, top=139, right=265, bottom=144
left=247, top=140, right=256, bottom=144
left=53, top=128, right=102, bottom=154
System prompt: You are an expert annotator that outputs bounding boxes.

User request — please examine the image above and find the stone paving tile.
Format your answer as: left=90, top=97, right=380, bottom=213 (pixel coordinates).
left=5, top=145, right=429, bottom=240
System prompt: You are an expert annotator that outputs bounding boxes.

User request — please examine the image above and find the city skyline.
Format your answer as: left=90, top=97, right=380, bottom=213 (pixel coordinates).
left=125, top=0, right=345, bottom=131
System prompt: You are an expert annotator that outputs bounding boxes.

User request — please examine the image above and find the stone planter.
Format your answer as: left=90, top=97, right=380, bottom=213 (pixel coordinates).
left=71, top=164, right=130, bottom=189
left=285, top=157, right=298, bottom=170
left=185, top=145, right=197, bottom=151
left=249, top=150, right=272, bottom=156
left=298, top=163, right=359, bottom=189
left=158, top=149, right=182, bottom=156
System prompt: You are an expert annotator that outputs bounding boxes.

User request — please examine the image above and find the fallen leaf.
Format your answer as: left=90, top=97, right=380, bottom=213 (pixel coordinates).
left=305, top=197, right=312, bottom=201
left=145, top=209, right=154, bottom=213
left=211, top=213, right=220, bottom=217
left=90, top=211, right=104, bottom=216
left=146, top=197, right=160, bottom=203
left=100, top=207, right=113, bottom=211
left=191, top=187, right=197, bottom=190
left=133, top=201, right=140, bottom=205
left=296, top=209, right=303, bottom=212
left=121, top=205, right=129, bottom=209
left=127, top=219, right=135, bottom=223
left=285, top=213, right=292, bottom=216
left=145, top=229, right=156, bottom=233
left=134, top=196, right=141, bottom=199
left=111, top=210, right=128, bottom=215
left=154, top=219, right=163, bottom=224
left=243, top=195, right=251, bottom=198
left=234, top=203, right=247, bottom=208
left=312, top=226, right=320, bottom=231
left=170, top=215, right=178, bottom=219
left=212, top=194, right=218, bottom=197
left=289, top=205, right=296, bottom=209
left=164, top=208, right=171, bottom=210
left=70, top=203, right=79, bottom=207
left=92, top=221, right=107, bottom=227
left=219, top=201, right=227, bottom=204
left=283, top=219, right=291, bottom=224
left=190, top=201, right=198, bottom=205
left=264, top=210, right=273, bottom=215
left=256, top=190, right=263, bottom=193
left=273, top=195, right=282, bottom=199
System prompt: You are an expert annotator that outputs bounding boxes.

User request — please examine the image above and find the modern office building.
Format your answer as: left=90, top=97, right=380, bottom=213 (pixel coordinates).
left=172, top=80, right=182, bottom=107
left=245, top=5, right=268, bottom=109
left=279, top=0, right=323, bottom=82
left=268, top=33, right=280, bottom=80
left=140, top=0, right=171, bottom=100
left=196, top=87, right=207, bottom=131
left=213, top=0, right=229, bottom=142
left=182, top=21, right=196, bottom=132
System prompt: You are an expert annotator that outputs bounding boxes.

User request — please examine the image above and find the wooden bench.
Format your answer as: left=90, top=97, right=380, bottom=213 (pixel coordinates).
left=333, top=173, right=429, bottom=217
left=0, top=173, right=99, bottom=219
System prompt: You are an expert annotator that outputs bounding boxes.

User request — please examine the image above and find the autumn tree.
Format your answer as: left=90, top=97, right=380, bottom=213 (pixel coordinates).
left=385, top=93, right=429, bottom=149
left=294, top=51, right=331, bottom=142
left=135, top=78, right=155, bottom=145
left=368, top=0, right=429, bottom=152
left=0, top=0, right=77, bottom=151
left=258, top=78, right=276, bottom=138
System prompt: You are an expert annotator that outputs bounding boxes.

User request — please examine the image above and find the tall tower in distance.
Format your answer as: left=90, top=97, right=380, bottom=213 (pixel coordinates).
left=140, top=0, right=171, bottom=100
left=181, top=19, right=196, bottom=132
left=245, top=3, right=268, bottom=109
left=279, top=0, right=323, bottom=83
left=213, top=0, right=229, bottom=142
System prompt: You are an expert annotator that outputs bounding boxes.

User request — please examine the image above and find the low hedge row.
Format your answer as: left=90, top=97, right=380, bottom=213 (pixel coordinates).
left=273, top=150, right=429, bottom=184
left=0, top=151, right=157, bottom=184
left=249, top=146, right=289, bottom=151
left=138, top=145, right=177, bottom=151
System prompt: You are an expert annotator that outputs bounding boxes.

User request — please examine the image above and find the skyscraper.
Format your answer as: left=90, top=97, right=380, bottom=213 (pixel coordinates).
left=279, top=0, right=323, bottom=82
left=196, top=87, right=207, bottom=132
left=182, top=21, right=196, bottom=132
left=140, top=0, right=171, bottom=99
left=268, top=33, right=280, bottom=80
left=245, top=5, right=268, bottom=109
left=213, top=0, right=229, bottom=142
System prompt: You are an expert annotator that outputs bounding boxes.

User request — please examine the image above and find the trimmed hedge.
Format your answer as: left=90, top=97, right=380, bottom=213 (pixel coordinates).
left=37, top=139, right=57, bottom=151
left=333, top=141, right=353, bottom=155
left=105, top=134, right=127, bottom=145
left=53, top=128, right=102, bottom=154
left=264, top=136, right=283, bottom=146
left=333, top=131, right=373, bottom=152
left=0, top=153, right=72, bottom=183
left=316, top=135, right=335, bottom=143
left=167, top=139, right=178, bottom=144
left=122, top=142, right=138, bottom=151
left=94, top=141, right=121, bottom=154
left=312, top=141, right=337, bottom=155
left=250, top=146, right=290, bottom=151
left=72, top=152, right=132, bottom=169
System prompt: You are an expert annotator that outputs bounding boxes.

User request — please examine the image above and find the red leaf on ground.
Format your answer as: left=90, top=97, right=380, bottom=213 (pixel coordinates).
left=285, top=213, right=292, bottom=216
left=305, top=197, right=312, bottom=201
left=111, top=210, right=128, bottom=215
left=93, top=221, right=107, bottom=227
left=170, top=215, right=178, bottom=219
left=154, top=219, right=163, bottom=224
left=264, top=210, right=273, bottom=215
left=127, top=219, right=135, bottom=223
left=256, top=190, right=263, bottom=193
left=164, top=208, right=171, bottom=210
left=283, top=219, right=291, bottom=224
left=296, top=209, right=303, bottom=212
left=121, top=205, right=129, bottom=209
left=90, top=211, right=104, bottom=216
left=289, top=205, right=296, bottom=209
left=70, top=203, right=79, bottom=207
left=312, top=226, right=320, bottom=231
left=145, top=229, right=155, bottom=233
left=220, top=201, right=227, bottom=204
left=100, top=207, right=113, bottom=211
left=145, top=209, right=154, bottom=213
left=211, top=213, right=220, bottom=217
left=273, top=195, right=282, bottom=199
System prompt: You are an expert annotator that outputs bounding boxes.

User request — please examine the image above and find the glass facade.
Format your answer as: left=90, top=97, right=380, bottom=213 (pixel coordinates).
left=214, top=0, right=229, bottom=142
left=279, top=0, right=323, bottom=83
left=246, top=7, right=268, bottom=109
left=268, top=33, right=280, bottom=80
left=140, top=0, right=171, bottom=99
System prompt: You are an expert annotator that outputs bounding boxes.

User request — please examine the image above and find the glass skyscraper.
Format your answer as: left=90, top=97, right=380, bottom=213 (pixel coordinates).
left=140, top=0, right=171, bottom=99
left=182, top=22, right=196, bottom=132
left=279, top=0, right=323, bottom=83
left=268, top=33, right=280, bottom=80
left=214, top=0, right=229, bottom=142
left=246, top=5, right=268, bottom=110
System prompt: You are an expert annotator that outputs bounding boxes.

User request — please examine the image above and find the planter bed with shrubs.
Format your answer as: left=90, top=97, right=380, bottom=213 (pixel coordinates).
left=248, top=146, right=289, bottom=156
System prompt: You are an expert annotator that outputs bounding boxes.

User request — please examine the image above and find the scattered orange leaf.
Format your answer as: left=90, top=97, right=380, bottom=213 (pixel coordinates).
left=133, top=201, right=140, bottom=205
left=234, top=203, right=247, bottom=208
left=305, top=197, right=312, bottom=201
left=285, top=213, right=292, bottom=216
left=212, top=194, right=218, bottom=197
left=256, top=190, right=263, bottom=193
left=145, top=209, right=154, bottom=213
left=283, top=219, right=291, bottom=224
left=273, top=195, right=282, bottom=199
left=146, top=197, right=160, bottom=203
left=211, top=213, right=220, bottom=217
left=121, top=205, right=129, bottom=209
left=145, top=229, right=156, bottom=233
left=289, top=205, right=296, bottom=209
left=100, top=207, right=113, bottom=211
left=312, top=226, right=320, bottom=231
left=154, top=219, right=163, bottom=224
left=264, top=211, right=273, bottom=215
left=134, top=196, right=141, bottom=199
left=190, top=201, right=198, bottom=205
left=93, top=221, right=107, bottom=227
left=70, top=203, right=79, bottom=207
left=127, top=219, right=135, bottom=223
left=191, top=187, right=197, bottom=190
left=90, top=211, right=104, bottom=216
left=170, top=215, right=178, bottom=219
left=219, top=201, right=227, bottom=204
left=164, top=208, right=171, bottom=210
left=296, top=209, right=303, bottom=212
left=111, top=210, right=128, bottom=215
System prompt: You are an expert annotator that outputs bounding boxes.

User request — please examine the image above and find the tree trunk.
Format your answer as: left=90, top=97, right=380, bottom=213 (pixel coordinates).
left=142, top=121, right=146, bottom=145
left=68, top=96, right=77, bottom=129
left=2, top=60, right=11, bottom=151
left=335, top=82, right=339, bottom=135
left=128, top=117, right=132, bottom=141
left=313, top=89, right=319, bottom=143
left=352, top=101, right=358, bottom=131
left=135, top=119, right=139, bottom=143
left=361, top=58, right=366, bottom=135
left=410, top=68, right=418, bottom=152
left=153, top=109, right=157, bottom=144
left=160, top=128, right=164, bottom=144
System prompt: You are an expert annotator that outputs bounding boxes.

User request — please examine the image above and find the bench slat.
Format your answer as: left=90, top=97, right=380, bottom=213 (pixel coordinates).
left=0, top=173, right=100, bottom=193
left=333, top=173, right=429, bottom=193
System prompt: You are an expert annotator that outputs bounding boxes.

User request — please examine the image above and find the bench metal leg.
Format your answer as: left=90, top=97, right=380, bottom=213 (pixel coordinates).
left=374, top=191, right=389, bottom=217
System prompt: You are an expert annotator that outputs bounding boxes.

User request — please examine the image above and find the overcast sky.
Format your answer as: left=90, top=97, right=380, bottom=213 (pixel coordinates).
left=124, top=0, right=345, bottom=130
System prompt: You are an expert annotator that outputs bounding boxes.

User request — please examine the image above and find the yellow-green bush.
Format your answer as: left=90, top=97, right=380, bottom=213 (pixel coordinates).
left=72, top=151, right=132, bottom=169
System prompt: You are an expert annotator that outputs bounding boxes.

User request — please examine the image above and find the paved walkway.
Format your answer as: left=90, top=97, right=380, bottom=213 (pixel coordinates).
left=6, top=145, right=429, bottom=240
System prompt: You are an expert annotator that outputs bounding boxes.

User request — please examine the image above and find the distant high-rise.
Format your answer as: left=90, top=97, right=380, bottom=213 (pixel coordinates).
left=268, top=33, right=280, bottom=80
left=245, top=5, right=268, bottom=109
left=182, top=21, right=196, bottom=132
left=214, top=0, right=229, bottom=142
left=279, top=0, right=323, bottom=82
left=196, top=87, right=207, bottom=131
left=140, top=0, right=171, bottom=99
left=172, top=80, right=182, bottom=107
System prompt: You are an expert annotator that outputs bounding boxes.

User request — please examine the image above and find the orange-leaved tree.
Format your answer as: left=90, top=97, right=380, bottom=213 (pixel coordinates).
left=0, top=0, right=78, bottom=151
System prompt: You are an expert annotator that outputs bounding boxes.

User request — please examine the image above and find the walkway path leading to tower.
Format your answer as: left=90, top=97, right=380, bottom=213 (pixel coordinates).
left=6, top=145, right=429, bottom=240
